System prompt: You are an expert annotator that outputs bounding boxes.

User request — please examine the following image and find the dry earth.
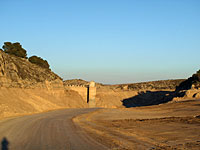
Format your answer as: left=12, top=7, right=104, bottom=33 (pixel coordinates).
left=0, top=50, right=89, bottom=119
left=74, top=100, right=200, bottom=150
left=0, top=108, right=108, bottom=150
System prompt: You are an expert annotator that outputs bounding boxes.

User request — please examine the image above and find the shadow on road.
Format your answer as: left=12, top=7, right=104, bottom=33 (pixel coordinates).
left=122, top=91, right=175, bottom=108
left=1, top=137, right=9, bottom=150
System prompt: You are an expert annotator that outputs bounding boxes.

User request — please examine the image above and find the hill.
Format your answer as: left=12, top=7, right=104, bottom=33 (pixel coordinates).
left=0, top=50, right=87, bottom=119
left=111, top=79, right=185, bottom=91
left=0, top=49, right=62, bottom=88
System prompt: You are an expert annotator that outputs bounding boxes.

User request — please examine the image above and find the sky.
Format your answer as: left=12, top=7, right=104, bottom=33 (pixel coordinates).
left=0, top=0, right=200, bottom=84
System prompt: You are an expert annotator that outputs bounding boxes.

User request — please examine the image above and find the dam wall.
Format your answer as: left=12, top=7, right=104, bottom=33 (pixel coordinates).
left=65, top=81, right=96, bottom=107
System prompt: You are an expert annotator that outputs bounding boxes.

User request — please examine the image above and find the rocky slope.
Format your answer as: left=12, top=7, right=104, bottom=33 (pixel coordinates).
left=0, top=49, right=63, bottom=88
left=64, top=79, right=187, bottom=108
left=0, top=50, right=87, bottom=119
left=171, top=72, right=200, bottom=101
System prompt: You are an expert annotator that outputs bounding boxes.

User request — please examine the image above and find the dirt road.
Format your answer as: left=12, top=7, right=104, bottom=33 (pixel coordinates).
left=0, top=108, right=107, bottom=150
left=75, top=100, right=200, bottom=150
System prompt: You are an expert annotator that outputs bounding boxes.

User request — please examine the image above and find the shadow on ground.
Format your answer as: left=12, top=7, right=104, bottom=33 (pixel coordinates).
left=1, top=137, right=9, bottom=150
left=122, top=91, right=176, bottom=108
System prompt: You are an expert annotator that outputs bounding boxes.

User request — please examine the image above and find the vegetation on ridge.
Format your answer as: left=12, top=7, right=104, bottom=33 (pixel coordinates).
left=1, top=42, right=50, bottom=69
left=29, top=56, right=50, bottom=69
left=2, top=42, right=27, bottom=58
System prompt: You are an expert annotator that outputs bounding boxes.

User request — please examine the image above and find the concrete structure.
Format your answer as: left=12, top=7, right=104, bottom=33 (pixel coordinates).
left=65, top=81, right=96, bottom=107
left=65, top=85, right=88, bottom=103
left=88, top=81, right=96, bottom=107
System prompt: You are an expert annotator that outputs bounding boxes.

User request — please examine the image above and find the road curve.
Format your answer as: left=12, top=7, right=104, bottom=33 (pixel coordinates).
left=0, top=108, right=108, bottom=150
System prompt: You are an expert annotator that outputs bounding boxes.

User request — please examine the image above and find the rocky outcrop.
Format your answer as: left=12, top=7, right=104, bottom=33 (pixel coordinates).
left=0, top=50, right=87, bottom=119
left=0, top=50, right=63, bottom=89
left=176, top=73, right=200, bottom=91
left=171, top=72, right=200, bottom=101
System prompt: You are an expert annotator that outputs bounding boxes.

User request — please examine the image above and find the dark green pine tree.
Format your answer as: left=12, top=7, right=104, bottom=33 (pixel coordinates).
left=2, top=42, right=27, bottom=58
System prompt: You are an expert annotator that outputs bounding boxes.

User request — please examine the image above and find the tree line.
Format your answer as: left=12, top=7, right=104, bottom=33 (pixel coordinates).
left=0, top=42, right=50, bottom=69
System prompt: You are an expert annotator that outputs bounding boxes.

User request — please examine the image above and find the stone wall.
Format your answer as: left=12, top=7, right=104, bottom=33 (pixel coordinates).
left=65, top=85, right=88, bottom=102
left=65, top=81, right=97, bottom=107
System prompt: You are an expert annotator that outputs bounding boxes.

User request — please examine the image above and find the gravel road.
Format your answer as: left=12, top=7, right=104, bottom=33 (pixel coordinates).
left=0, top=108, right=107, bottom=150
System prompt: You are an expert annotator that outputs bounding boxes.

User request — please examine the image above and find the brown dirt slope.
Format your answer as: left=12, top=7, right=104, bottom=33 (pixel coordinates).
left=0, top=51, right=87, bottom=119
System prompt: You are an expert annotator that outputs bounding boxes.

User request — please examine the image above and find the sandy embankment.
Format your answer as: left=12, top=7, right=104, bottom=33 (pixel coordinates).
left=0, top=88, right=87, bottom=119
left=74, top=100, right=200, bottom=150
left=0, top=50, right=89, bottom=119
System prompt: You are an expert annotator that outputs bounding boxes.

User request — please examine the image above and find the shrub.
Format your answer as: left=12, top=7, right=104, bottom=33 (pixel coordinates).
left=28, top=56, right=50, bottom=69
left=2, top=42, right=27, bottom=58
left=197, top=70, right=200, bottom=74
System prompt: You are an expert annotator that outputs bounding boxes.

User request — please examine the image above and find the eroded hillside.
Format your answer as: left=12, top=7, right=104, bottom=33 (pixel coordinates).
left=0, top=51, right=87, bottom=119
left=0, top=49, right=64, bottom=88
left=64, top=79, right=187, bottom=108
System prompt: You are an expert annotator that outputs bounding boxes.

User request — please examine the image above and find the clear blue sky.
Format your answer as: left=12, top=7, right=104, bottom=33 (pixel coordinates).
left=0, top=0, right=200, bottom=84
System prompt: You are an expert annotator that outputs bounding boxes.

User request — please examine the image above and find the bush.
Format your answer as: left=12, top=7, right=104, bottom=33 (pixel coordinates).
left=28, top=56, right=50, bottom=69
left=197, top=70, right=200, bottom=74
left=2, top=42, right=27, bottom=58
